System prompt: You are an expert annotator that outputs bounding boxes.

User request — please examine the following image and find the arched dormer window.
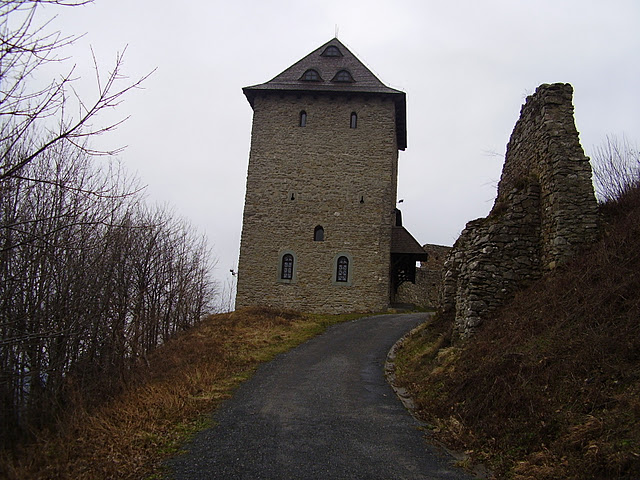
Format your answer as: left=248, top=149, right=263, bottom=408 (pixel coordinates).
left=314, top=225, right=324, bottom=242
left=299, top=110, right=307, bottom=127
left=281, top=254, right=294, bottom=280
left=332, top=70, right=354, bottom=83
left=321, top=45, right=342, bottom=57
left=350, top=112, right=357, bottom=129
left=300, top=69, right=322, bottom=82
left=336, top=256, right=349, bottom=282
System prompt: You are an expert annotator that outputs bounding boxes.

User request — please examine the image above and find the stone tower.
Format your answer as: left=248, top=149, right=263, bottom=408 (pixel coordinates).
left=236, top=38, right=425, bottom=314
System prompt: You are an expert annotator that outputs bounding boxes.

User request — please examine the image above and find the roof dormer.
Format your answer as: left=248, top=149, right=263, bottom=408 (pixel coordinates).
left=300, top=69, right=322, bottom=82
left=321, top=45, right=342, bottom=57
left=332, top=69, right=354, bottom=83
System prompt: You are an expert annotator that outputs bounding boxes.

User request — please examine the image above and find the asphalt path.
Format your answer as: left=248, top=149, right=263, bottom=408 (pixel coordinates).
left=167, top=312, right=477, bottom=479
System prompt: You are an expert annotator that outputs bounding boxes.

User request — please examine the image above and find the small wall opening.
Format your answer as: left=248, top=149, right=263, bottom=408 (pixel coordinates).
left=314, top=225, right=324, bottom=241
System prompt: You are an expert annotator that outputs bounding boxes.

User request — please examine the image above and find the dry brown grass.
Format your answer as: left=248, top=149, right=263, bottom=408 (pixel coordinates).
left=0, top=307, right=363, bottom=479
left=395, top=187, right=640, bottom=479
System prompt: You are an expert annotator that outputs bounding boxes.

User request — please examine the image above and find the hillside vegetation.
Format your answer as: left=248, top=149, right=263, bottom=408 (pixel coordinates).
left=0, top=308, right=361, bottom=479
left=395, top=185, right=640, bottom=479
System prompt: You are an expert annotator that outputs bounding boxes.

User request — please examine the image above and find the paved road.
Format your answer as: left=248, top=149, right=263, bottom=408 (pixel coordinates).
left=168, top=313, right=477, bottom=479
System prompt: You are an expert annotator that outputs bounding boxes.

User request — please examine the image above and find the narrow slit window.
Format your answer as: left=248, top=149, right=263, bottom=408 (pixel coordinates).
left=350, top=112, right=357, bottom=129
left=336, top=256, right=349, bottom=282
left=281, top=254, right=294, bottom=280
left=299, top=110, right=307, bottom=127
left=314, top=225, right=324, bottom=242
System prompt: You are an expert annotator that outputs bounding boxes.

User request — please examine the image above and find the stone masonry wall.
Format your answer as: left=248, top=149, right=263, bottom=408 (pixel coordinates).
left=396, top=244, right=451, bottom=308
left=236, top=93, right=399, bottom=313
left=442, top=83, right=599, bottom=338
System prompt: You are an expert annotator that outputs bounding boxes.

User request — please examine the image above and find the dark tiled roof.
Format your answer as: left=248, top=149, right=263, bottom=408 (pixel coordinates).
left=243, top=38, right=407, bottom=150
left=391, top=226, right=429, bottom=259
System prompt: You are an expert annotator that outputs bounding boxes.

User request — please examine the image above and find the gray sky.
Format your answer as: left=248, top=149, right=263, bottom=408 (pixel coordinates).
left=48, top=0, right=640, bottom=302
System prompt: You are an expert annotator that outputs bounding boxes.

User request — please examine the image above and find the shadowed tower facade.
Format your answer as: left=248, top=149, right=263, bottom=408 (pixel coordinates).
left=236, top=38, right=425, bottom=313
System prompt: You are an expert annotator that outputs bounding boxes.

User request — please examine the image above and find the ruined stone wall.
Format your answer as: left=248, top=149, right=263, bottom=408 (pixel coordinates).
left=442, top=83, right=599, bottom=338
left=236, top=93, right=398, bottom=313
left=442, top=185, right=543, bottom=335
left=497, top=83, right=599, bottom=269
left=396, top=244, right=451, bottom=308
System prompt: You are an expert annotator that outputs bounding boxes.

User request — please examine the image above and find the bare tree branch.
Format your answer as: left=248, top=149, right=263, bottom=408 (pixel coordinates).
left=591, top=134, right=640, bottom=203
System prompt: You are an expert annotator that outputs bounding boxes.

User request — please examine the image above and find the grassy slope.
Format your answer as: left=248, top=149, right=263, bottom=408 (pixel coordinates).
left=395, top=188, right=640, bottom=479
left=1, top=308, right=365, bottom=479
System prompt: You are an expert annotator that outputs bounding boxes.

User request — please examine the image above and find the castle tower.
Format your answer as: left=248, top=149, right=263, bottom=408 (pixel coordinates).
left=236, top=38, right=425, bottom=314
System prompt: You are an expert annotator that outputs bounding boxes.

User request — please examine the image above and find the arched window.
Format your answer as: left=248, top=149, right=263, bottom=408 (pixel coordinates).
left=336, top=256, right=349, bottom=282
left=321, top=45, right=342, bottom=57
left=300, top=69, right=321, bottom=82
left=332, top=70, right=354, bottom=83
left=299, top=110, right=307, bottom=127
left=281, top=254, right=294, bottom=280
left=350, top=112, right=357, bottom=129
left=314, top=225, right=324, bottom=242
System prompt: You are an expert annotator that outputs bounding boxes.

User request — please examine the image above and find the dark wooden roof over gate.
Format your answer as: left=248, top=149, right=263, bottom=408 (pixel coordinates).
left=391, top=226, right=429, bottom=259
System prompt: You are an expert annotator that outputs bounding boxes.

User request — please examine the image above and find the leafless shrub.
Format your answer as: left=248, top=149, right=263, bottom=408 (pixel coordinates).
left=216, top=274, right=237, bottom=313
left=591, top=134, right=640, bottom=203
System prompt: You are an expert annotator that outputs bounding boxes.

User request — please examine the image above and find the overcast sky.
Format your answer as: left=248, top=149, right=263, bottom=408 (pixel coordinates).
left=46, top=0, right=640, bottom=303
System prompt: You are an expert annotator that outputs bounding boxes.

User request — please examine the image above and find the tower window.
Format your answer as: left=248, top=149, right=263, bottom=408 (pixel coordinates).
left=300, top=69, right=322, bottom=82
left=336, top=256, right=349, bottom=282
left=299, top=110, right=307, bottom=127
left=281, top=254, right=294, bottom=280
left=321, top=45, right=342, bottom=57
left=350, top=112, right=357, bottom=129
left=314, top=225, right=324, bottom=242
left=332, top=70, right=354, bottom=83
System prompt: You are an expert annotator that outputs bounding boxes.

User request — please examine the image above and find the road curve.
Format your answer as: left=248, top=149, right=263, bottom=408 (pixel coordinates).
left=167, top=313, right=476, bottom=480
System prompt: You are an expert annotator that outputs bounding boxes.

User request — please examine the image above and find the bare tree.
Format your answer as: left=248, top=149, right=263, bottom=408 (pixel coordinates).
left=591, top=134, right=640, bottom=203
left=0, top=145, right=217, bottom=447
left=1, top=0, right=152, bottom=184
left=217, top=273, right=237, bottom=313
left=0, top=1, right=217, bottom=448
